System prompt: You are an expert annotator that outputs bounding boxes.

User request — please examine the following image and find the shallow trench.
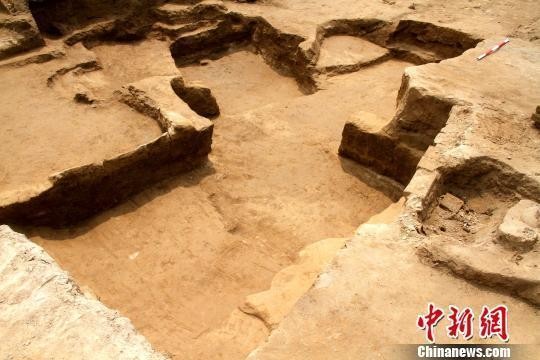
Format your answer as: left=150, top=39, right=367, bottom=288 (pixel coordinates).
left=15, top=36, right=413, bottom=358
left=4, top=1, right=536, bottom=357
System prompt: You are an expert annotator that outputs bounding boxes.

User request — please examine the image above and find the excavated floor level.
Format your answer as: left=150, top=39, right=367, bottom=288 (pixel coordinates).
left=91, top=39, right=181, bottom=90
left=0, top=42, right=162, bottom=194
left=23, top=47, right=410, bottom=359
left=3, top=1, right=538, bottom=359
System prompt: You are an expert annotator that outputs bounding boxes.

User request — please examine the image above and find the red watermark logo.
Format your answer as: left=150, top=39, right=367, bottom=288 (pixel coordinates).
left=417, top=303, right=509, bottom=343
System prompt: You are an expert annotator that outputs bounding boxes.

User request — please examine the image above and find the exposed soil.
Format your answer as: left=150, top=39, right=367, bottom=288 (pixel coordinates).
left=1, top=1, right=539, bottom=359
left=0, top=42, right=161, bottom=195
left=25, top=47, right=409, bottom=358
left=317, top=35, right=389, bottom=74
left=91, top=39, right=180, bottom=90
left=180, top=49, right=303, bottom=115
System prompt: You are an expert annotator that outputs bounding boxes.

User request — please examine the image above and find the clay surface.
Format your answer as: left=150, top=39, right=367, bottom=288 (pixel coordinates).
left=0, top=0, right=539, bottom=359
left=0, top=225, right=165, bottom=359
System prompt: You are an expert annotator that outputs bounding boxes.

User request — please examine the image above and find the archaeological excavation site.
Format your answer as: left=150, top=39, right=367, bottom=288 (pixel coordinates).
left=0, top=0, right=539, bottom=359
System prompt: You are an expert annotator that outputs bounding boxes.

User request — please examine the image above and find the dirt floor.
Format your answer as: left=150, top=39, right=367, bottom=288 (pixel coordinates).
left=181, top=49, right=303, bottom=115
left=91, top=39, right=180, bottom=91
left=317, top=35, right=389, bottom=71
left=25, top=47, right=409, bottom=358
left=1, top=0, right=538, bottom=359
left=0, top=42, right=162, bottom=195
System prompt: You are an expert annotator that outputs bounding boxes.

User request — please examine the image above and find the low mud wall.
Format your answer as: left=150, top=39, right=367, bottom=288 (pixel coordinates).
left=388, top=20, right=482, bottom=63
left=339, top=123, right=422, bottom=185
left=339, top=70, right=456, bottom=186
left=0, top=125, right=213, bottom=227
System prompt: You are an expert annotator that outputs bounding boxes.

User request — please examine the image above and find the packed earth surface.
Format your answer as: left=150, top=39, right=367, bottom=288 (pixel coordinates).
left=0, top=0, right=539, bottom=359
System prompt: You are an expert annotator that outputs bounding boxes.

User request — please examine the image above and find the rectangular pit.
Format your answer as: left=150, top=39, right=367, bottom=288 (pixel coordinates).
left=23, top=49, right=411, bottom=358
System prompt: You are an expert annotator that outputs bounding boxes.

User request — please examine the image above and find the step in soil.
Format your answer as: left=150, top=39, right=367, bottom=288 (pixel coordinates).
left=0, top=43, right=161, bottom=195
left=26, top=51, right=411, bottom=358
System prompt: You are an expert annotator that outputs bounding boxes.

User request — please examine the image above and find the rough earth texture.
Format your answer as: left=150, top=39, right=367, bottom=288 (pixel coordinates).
left=0, top=225, right=165, bottom=359
left=0, top=0, right=539, bottom=359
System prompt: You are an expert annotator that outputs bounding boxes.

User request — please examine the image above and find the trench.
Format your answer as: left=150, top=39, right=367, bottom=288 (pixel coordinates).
left=6, top=3, right=482, bottom=359
left=21, top=41, right=407, bottom=360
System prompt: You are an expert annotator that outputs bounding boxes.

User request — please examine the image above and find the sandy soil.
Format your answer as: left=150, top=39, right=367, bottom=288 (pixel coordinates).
left=0, top=45, right=162, bottom=195
left=180, top=49, right=303, bottom=115
left=317, top=35, right=389, bottom=69
left=92, top=39, right=180, bottom=90
left=28, top=50, right=409, bottom=358
left=224, top=0, right=540, bottom=44
left=0, top=0, right=537, bottom=359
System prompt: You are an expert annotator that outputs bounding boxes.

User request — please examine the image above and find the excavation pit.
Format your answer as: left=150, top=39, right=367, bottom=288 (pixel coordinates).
left=179, top=48, right=303, bottom=115
left=19, top=38, right=409, bottom=359
left=316, top=35, right=390, bottom=75
left=2, top=1, right=539, bottom=359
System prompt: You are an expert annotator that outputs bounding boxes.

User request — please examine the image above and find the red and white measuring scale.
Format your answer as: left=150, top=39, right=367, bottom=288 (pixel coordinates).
left=476, top=38, right=510, bottom=60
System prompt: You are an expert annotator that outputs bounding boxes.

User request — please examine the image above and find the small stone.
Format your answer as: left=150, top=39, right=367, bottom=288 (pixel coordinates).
left=520, top=202, right=540, bottom=228
left=438, top=193, right=464, bottom=214
left=499, top=220, right=537, bottom=251
left=498, top=200, right=540, bottom=251
left=409, top=3, right=416, bottom=10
